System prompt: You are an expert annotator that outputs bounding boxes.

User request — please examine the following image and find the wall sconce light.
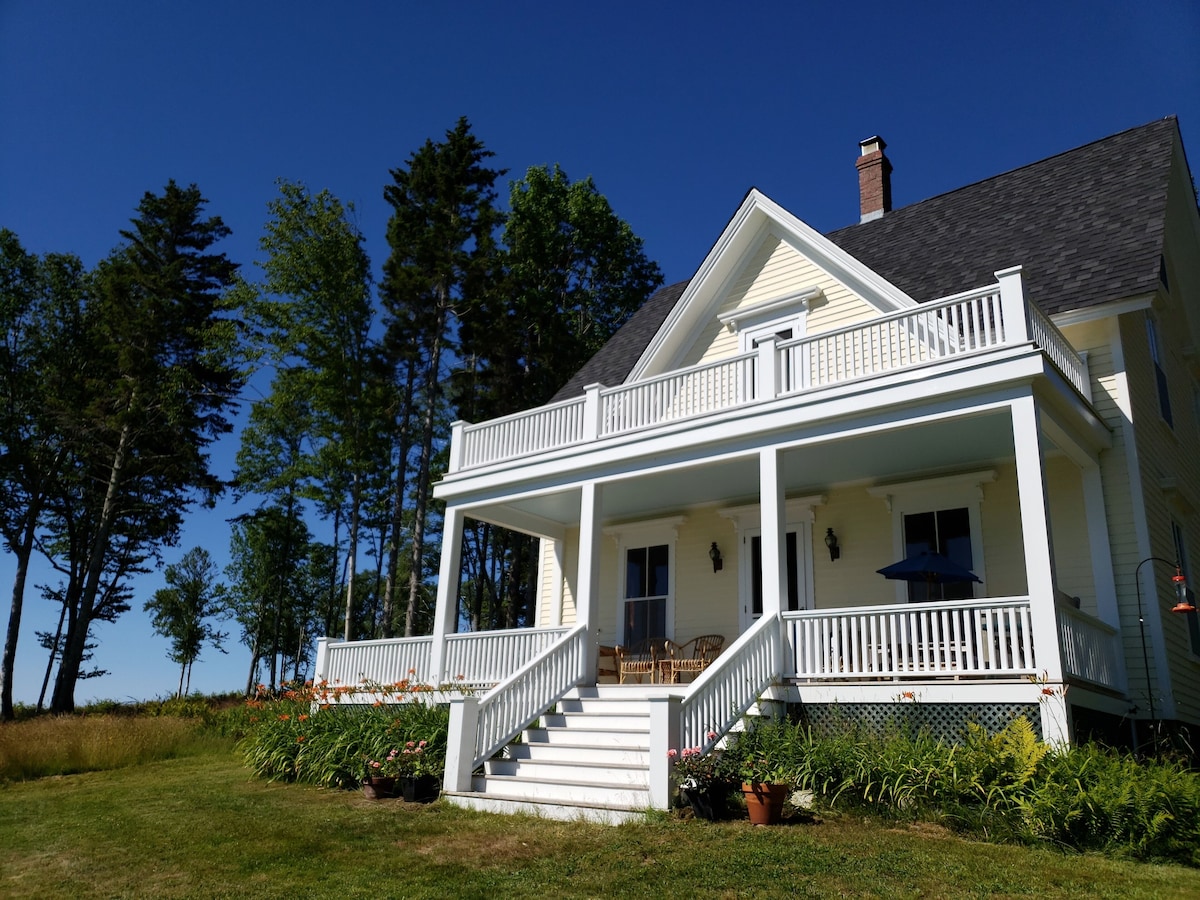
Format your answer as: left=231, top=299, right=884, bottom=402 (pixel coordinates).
left=709, top=542, right=723, bottom=573
left=824, top=528, right=841, bottom=562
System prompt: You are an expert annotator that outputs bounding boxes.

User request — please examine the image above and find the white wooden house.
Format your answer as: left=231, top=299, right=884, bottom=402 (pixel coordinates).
left=314, top=118, right=1200, bottom=822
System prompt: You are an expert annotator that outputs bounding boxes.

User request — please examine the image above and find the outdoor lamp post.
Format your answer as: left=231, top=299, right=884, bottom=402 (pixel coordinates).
left=1134, top=556, right=1191, bottom=740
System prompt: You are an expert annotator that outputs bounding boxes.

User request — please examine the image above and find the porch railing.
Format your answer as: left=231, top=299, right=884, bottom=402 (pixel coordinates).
left=601, top=353, right=755, bottom=437
left=453, top=278, right=1089, bottom=472
left=782, top=597, right=1037, bottom=680
left=780, top=286, right=1003, bottom=393
left=471, top=623, right=588, bottom=767
left=458, top=395, right=587, bottom=469
left=319, top=635, right=433, bottom=687
left=1057, top=604, right=1121, bottom=688
left=443, top=626, right=569, bottom=687
left=1028, top=303, right=1091, bottom=401
left=679, top=613, right=782, bottom=751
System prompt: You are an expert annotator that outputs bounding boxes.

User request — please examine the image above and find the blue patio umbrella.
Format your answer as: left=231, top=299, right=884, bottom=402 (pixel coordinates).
left=876, top=551, right=981, bottom=585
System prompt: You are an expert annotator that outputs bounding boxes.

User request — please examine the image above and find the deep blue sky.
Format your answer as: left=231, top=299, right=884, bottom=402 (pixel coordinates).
left=2, top=1, right=1197, bottom=704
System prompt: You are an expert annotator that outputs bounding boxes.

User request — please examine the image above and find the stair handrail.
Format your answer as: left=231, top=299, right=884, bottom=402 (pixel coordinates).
left=470, top=622, right=589, bottom=768
left=678, top=613, right=782, bottom=751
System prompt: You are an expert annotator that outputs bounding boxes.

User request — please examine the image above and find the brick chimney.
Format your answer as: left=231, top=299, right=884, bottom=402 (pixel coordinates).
left=856, top=136, right=892, bottom=223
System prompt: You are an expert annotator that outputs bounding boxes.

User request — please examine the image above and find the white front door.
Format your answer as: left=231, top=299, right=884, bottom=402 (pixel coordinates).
left=738, top=528, right=809, bottom=632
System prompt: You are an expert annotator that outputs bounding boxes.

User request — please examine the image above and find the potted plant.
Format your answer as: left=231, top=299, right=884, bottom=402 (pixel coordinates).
left=395, top=740, right=441, bottom=803
left=667, top=732, right=733, bottom=820
left=725, top=716, right=799, bottom=825
left=361, top=750, right=402, bottom=799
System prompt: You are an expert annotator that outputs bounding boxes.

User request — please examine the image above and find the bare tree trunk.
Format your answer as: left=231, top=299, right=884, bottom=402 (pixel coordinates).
left=1, top=510, right=38, bottom=720
left=382, top=359, right=415, bottom=638
left=406, top=313, right=446, bottom=637
left=37, top=599, right=68, bottom=711
left=52, top=420, right=132, bottom=712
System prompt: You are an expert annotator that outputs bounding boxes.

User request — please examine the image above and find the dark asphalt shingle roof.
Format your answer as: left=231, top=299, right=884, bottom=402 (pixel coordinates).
left=552, top=118, right=1180, bottom=401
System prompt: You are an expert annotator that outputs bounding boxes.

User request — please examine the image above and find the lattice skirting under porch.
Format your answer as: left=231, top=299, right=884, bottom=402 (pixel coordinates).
left=793, top=702, right=1042, bottom=742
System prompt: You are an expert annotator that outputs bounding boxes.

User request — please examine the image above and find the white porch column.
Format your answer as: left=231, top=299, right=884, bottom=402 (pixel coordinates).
left=429, top=505, right=465, bottom=686
left=576, top=481, right=603, bottom=681
left=759, top=448, right=786, bottom=620
left=1011, top=396, right=1065, bottom=692
left=549, top=542, right=566, bottom=628
left=313, top=637, right=331, bottom=685
left=1082, top=463, right=1128, bottom=692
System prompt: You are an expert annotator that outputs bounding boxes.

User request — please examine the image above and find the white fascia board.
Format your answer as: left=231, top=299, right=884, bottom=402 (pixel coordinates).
left=629, top=189, right=918, bottom=382
left=1050, top=294, right=1154, bottom=329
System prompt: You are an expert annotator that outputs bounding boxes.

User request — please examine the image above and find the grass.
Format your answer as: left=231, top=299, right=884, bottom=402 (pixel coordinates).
left=0, top=715, right=226, bottom=781
left=2, top=748, right=1200, bottom=898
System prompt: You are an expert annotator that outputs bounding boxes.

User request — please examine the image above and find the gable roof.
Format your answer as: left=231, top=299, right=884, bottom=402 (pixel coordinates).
left=552, top=117, right=1181, bottom=402
left=826, top=116, right=1177, bottom=318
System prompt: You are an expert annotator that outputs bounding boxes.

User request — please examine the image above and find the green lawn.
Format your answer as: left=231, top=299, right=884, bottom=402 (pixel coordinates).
left=2, top=748, right=1198, bottom=899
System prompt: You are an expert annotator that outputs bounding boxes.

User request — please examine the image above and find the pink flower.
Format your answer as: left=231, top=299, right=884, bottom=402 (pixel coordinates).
left=666, top=749, right=678, bottom=758
left=406, top=741, right=416, bottom=748
left=706, top=731, right=718, bottom=740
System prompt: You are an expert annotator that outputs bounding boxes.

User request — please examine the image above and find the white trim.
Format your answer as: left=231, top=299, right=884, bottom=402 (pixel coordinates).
left=867, top=469, right=997, bottom=513
left=1051, top=293, right=1154, bottom=329
left=607, top=517, right=685, bottom=645
left=628, top=189, right=918, bottom=382
left=717, top=286, right=823, bottom=332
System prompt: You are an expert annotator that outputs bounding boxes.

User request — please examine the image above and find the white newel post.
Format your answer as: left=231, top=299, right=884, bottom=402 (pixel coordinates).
left=313, top=636, right=330, bottom=685
left=444, top=696, right=479, bottom=793
left=995, top=265, right=1029, bottom=345
left=576, top=481, right=603, bottom=683
left=756, top=336, right=779, bottom=401
left=448, top=420, right=466, bottom=473
left=1011, top=395, right=1068, bottom=744
left=582, top=383, right=603, bottom=441
left=430, top=505, right=465, bottom=686
left=648, top=694, right=681, bottom=810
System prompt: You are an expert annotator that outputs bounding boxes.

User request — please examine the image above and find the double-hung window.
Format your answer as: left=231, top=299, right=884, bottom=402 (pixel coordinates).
left=623, top=544, right=669, bottom=645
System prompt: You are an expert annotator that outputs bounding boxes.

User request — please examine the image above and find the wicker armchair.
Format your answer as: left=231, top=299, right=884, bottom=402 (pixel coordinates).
left=661, top=634, right=725, bottom=683
left=617, top=638, right=665, bottom=684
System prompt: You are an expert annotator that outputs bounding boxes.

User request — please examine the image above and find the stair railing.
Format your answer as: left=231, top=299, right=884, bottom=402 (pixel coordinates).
left=678, top=613, right=782, bottom=751
left=444, top=623, right=588, bottom=792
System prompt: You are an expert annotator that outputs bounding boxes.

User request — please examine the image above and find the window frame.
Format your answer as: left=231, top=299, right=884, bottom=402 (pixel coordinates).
left=869, top=471, right=993, bottom=605
left=604, top=516, right=684, bottom=647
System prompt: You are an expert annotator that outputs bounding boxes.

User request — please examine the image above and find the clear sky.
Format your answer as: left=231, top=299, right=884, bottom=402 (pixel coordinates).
left=2, top=1, right=1198, bottom=705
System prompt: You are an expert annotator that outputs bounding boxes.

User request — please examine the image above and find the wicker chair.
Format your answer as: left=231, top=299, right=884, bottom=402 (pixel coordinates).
left=661, top=634, right=725, bottom=684
left=617, top=638, right=665, bottom=684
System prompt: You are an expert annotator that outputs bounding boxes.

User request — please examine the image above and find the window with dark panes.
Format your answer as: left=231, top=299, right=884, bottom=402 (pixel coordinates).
left=623, top=544, right=668, bottom=645
left=902, top=507, right=974, bottom=602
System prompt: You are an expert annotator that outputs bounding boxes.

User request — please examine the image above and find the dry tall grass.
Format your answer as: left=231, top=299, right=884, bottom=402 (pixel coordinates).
left=0, top=715, right=219, bottom=781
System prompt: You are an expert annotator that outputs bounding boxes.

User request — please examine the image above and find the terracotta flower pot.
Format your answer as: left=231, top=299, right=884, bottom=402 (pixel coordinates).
left=741, top=781, right=787, bottom=825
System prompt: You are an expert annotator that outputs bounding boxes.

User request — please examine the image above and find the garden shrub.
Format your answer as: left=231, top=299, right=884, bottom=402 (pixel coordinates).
left=237, top=681, right=451, bottom=789
left=787, top=715, right=1200, bottom=866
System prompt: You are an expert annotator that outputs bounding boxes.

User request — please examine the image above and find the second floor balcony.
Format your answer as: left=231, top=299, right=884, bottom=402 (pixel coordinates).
left=449, top=270, right=1091, bottom=475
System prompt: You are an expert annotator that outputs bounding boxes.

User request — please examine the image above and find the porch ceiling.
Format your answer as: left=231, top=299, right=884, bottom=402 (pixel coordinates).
left=466, top=409, right=1020, bottom=531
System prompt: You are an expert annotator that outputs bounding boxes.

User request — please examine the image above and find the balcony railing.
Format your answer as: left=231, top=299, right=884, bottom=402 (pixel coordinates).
left=450, top=275, right=1088, bottom=473
left=782, top=597, right=1037, bottom=680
